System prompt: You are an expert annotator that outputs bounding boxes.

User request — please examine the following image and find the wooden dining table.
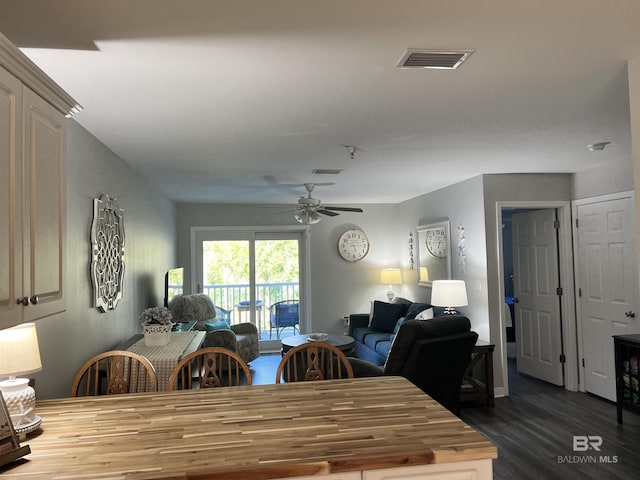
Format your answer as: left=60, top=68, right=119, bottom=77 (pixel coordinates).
left=0, top=376, right=497, bottom=480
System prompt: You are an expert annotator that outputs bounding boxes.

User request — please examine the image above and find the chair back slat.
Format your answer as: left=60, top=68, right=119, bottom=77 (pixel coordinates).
left=71, top=350, right=158, bottom=397
left=167, top=347, right=251, bottom=391
left=275, top=342, right=354, bottom=383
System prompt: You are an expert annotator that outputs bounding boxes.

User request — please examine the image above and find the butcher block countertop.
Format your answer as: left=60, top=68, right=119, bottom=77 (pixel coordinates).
left=1, top=376, right=497, bottom=480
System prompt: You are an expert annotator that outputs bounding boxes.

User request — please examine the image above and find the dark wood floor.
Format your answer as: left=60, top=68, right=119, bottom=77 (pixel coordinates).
left=249, top=353, right=640, bottom=479
left=459, top=357, right=640, bottom=480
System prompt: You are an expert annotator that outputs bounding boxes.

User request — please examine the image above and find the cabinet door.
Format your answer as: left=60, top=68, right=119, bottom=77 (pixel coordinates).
left=22, top=87, right=66, bottom=321
left=0, top=65, right=22, bottom=328
left=363, top=460, right=493, bottom=480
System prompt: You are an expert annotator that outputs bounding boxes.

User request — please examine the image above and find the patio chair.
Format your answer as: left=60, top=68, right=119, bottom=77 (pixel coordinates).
left=71, top=350, right=158, bottom=396
left=269, top=299, right=300, bottom=339
left=167, top=347, right=251, bottom=390
left=275, top=342, right=354, bottom=383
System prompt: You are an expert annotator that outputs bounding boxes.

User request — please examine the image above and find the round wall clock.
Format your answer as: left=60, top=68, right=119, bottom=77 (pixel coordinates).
left=425, top=227, right=448, bottom=259
left=338, top=229, right=370, bottom=262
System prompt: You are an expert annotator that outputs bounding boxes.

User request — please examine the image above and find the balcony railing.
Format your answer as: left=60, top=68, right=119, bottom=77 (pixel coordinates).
left=169, top=282, right=299, bottom=337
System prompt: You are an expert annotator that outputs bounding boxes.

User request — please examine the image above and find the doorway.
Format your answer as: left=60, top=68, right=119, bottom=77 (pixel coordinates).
left=497, top=201, right=578, bottom=396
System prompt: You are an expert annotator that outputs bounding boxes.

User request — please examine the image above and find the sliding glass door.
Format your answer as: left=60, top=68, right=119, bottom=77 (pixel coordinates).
left=193, top=227, right=308, bottom=352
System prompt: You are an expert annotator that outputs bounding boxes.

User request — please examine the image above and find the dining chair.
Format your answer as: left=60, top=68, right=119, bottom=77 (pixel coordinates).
left=275, top=342, right=354, bottom=383
left=167, top=347, right=252, bottom=390
left=71, top=350, right=158, bottom=397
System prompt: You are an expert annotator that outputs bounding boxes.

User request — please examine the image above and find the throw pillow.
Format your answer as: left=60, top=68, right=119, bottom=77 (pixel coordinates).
left=393, top=316, right=407, bottom=334
left=405, top=302, right=432, bottom=320
left=370, top=300, right=407, bottom=333
left=204, top=320, right=231, bottom=331
left=415, top=308, right=434, bottom=320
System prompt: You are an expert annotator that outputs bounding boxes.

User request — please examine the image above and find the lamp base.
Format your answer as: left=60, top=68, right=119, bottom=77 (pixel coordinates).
left=443, top=307, right=458, bottom=315
left=0, top=378, right=37, bottom=427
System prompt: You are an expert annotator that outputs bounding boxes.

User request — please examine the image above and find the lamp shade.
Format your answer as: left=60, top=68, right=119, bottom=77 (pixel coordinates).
left=0, top=323, right=43, bottom=377
left=430, top=280, right=468, bottom=308
left=380, top=268, right=402, bottom=285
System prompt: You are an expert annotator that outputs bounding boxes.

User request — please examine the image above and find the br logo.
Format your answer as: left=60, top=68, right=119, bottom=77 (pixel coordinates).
left=573, top=435, right=603, bottom=452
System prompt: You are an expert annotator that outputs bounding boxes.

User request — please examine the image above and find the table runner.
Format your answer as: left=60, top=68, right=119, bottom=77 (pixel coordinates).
left=128, top=331, right=204, bottom=391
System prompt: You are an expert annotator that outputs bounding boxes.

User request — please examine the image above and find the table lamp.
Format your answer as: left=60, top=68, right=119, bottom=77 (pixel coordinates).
left=381, top=268, right=402, bottom=302
left=430, top=280, right=468, bottom=315
left=0, top=323, right=43, bottom=430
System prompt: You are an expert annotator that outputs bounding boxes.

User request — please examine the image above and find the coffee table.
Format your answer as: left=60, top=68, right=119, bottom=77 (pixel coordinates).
left=281, top=333, right=355, bottom=356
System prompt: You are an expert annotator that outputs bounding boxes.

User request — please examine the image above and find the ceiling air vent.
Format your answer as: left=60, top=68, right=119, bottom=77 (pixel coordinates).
left=397, top=49, right=474, bottom=70
left=312, top=169, right=343, bottom=175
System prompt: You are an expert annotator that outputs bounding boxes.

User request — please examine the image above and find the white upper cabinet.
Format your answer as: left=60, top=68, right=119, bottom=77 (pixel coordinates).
left=0, top=33, right=81, bottom=329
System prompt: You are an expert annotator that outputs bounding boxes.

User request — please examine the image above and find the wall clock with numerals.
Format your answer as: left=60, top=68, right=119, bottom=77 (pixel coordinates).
left=425, top=227, right=448, bottom=259
left=338, top=229, right=370, bottom=262
left=417, top=220, right=451, bottom=286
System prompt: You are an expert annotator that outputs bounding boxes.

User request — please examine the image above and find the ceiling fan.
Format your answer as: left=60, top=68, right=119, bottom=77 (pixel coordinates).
left=290, top=183, right=363, bottom=224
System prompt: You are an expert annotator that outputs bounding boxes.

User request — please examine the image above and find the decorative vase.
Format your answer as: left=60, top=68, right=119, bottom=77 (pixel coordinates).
left=143, top=324, right=171, bottom=346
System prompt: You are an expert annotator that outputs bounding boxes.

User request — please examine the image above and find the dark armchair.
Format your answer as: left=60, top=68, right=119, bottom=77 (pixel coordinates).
left=348, top=316, right=478, bottom=414
left=269, top=300, right=300, bottom=339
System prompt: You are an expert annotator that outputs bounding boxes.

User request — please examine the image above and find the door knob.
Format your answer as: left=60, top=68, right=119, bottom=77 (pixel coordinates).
left=16, top=297, right=29, bottom=306
left=625, top=311, right=636, bottom=318
left=30, top=295, right=39, bottom=305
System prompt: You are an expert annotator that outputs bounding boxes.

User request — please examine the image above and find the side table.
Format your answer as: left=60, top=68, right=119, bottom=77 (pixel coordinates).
left=281, top=334, right=355, bottom=357
left=461, top=340, right=495, bottom=406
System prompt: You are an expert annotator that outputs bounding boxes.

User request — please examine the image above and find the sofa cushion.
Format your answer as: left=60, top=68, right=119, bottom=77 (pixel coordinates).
left=363, top=332, right=393, bottom=351
left=370, top=301, right=407, bottom=333
left=374, top=340, right=392, bottom=358
left=352, top=327, right=376, bottom=343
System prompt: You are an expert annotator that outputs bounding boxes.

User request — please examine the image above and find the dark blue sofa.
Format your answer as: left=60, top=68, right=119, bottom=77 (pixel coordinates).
left=348, top=298, right=445, bottom=366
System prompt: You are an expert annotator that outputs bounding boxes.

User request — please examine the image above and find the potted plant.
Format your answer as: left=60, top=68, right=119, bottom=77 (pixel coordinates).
left=139, top=307, right=173, bottom=346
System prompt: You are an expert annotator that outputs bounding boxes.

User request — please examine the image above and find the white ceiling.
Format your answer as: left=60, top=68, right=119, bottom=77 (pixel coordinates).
left=2, top=0, right=639, bottom=206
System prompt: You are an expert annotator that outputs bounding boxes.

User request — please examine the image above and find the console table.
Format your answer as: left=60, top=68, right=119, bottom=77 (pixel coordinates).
left=6, top=377, right=497, bottom=479
left=461, top=340, right=495, bottom=406
left=117, top=331, right=205, bottom=391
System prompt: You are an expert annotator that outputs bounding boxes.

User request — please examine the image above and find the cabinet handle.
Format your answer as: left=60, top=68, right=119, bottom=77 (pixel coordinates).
left=16, top=297, right=29, bottom=306
left=29, top=295, right=39, bottom=305
left=625, top=311, right=636, bottom=318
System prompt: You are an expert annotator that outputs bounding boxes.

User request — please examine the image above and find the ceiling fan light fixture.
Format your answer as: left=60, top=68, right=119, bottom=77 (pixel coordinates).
left=294, top=210, right=321, bottom=225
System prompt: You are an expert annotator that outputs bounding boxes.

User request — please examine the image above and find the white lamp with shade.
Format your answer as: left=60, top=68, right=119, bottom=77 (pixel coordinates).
left=0, top=323, right=43, bottom=435
left=430, top=280, right=468, bottom=315
left=380, top=268, right=402, bottom=302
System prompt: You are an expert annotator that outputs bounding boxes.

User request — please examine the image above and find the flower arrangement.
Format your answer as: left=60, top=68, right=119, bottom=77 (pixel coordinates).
left=138, top=306, right=173, bottom=326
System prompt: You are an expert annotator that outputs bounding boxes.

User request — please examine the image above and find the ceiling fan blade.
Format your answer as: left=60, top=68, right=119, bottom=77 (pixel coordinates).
left=317, top=209, right=340, bottom=217
left=322, top=206, right=364, bottom=213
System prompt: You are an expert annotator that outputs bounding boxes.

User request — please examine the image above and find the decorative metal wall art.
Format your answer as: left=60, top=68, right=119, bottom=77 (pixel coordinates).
left=90, top=194, right=125, bottom=312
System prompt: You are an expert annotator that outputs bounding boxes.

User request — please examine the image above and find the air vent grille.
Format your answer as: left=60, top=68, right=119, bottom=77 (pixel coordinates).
left=312, top=169, right=343, bottom=175
left=397, top=49, right=474, bottom=70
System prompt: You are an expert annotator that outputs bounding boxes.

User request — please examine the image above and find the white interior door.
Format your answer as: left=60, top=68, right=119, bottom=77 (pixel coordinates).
left=576, top=194, right=639, bottom=401
left=512, top=209, right=564, bottom=386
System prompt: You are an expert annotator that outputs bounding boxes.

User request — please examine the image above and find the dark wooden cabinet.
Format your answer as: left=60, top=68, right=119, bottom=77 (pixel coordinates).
left=613, top=334, right=640, bottom=424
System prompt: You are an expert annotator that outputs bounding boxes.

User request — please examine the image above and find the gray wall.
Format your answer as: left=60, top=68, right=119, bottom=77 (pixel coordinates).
left=32, top=120, right=177, bottom=399
left=572, top=160, right=633, bottom=199
left=397, top=176, right=490, bottom=340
